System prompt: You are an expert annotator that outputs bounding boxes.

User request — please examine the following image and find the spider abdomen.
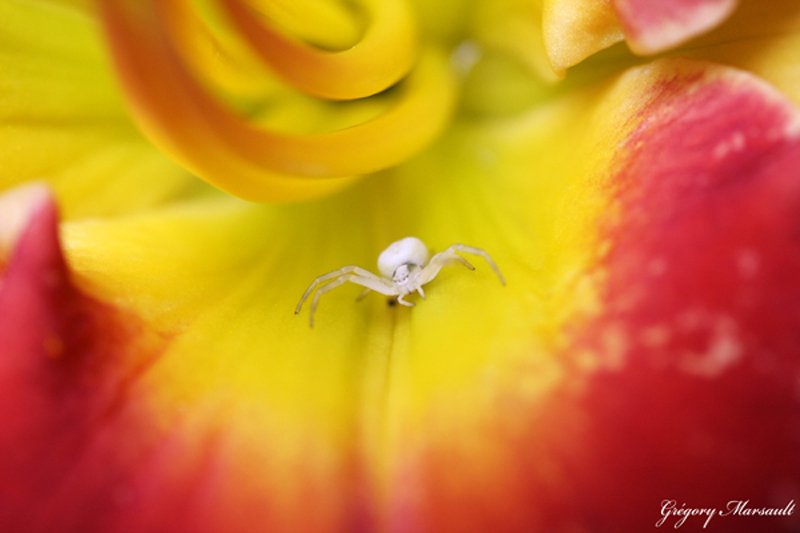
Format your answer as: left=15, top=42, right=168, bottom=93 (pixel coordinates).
left=377, top=237, right=430, bottom=278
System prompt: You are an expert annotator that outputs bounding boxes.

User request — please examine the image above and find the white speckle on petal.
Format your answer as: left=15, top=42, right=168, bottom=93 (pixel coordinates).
left=601, top=322, right=629, bottom=370
left=626, top=0, right=738, bottom=55
left=785, top=111, right=800, bottom=139
left=677, top=308, right=706, bottom=332
left=477, top=148, right=497, bottom=169
left=648, top=257, right=668, bottom=277
left=680, top=316, right=744, bottom=378
left=0, top=182, right=53, bottom=260
left=640, top=324, right=671, bottom=348
left=736, top=248, right=760, bottom=279
left=450, top=40, right=483, bottom=76
left=712, top=130, right=746, bottom=159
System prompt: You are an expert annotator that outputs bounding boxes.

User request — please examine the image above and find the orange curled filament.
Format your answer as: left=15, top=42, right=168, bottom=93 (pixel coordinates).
left=98, top=0, right=457, bottom=202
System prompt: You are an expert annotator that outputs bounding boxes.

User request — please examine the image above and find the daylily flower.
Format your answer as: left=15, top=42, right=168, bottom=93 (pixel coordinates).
left=2, top=0, right=800, bottom=531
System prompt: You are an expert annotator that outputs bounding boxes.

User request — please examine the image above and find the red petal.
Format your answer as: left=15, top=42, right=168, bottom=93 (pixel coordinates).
left=563, top=64, right=800, bottom=529
left=0, top=189, right=169, bottom=531
left=613, top=0, right=739, bottom=54
left=385, top=62, right=800, bottom=531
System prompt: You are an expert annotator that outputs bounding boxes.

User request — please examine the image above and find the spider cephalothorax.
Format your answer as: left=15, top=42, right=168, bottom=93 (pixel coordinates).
left=295, top=237, right=505, bottom=327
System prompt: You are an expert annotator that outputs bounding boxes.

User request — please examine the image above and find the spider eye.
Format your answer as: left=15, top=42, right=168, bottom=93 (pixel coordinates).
left=377, top=237, right=429, bottom=277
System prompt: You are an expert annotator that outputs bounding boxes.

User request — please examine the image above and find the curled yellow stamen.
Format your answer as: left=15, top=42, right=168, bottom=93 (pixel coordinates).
left=98, top=0, right=457, bottom=202
left=244, top=0, right=363, bottom=51
left=157, top=0, right=280, bottom=101
left=222, top=0, right=419, bottom=100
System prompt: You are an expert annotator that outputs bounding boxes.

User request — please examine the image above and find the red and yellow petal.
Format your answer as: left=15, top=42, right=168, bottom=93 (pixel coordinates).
left=558, top=59, right=800, bottom=527
left=0, top=185, right=166, bottom=531
left=375, top=58, right=800, bottom=530
left=0, top=185, right=372, bottom=532
left=8, top=57, right=795, bottom=532
left=485, top=0, right=748, bottom=80
left=536, top=0, right=800, bottom=81
left=669, top=0, right=800, bottom=107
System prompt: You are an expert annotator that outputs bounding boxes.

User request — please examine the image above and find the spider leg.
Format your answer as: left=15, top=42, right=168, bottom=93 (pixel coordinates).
left=430, top=248, right=474, bottom=270
left=308, top=274, right=397, bottom=327
left=355, top=288, right=371, bottom=302
left=452, top=255, right=474, bottom=270
left=295, top=266, right=384, bottom=314
left=448, top=244, right=506, bottom=285
left=396, top=294, right=415, bottom=307
left=418, top=244, right=505, bottom=286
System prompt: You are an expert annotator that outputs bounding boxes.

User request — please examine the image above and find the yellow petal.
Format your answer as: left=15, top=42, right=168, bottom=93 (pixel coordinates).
left=471, top=0, right=562, bottom=83
left=542, top=0, right=624, bottom=74
left=0, top=0, right=203, bottom=220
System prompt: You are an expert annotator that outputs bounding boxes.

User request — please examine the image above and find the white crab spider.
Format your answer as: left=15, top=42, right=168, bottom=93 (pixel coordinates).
left=295, top=237, right=505, bottom=327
